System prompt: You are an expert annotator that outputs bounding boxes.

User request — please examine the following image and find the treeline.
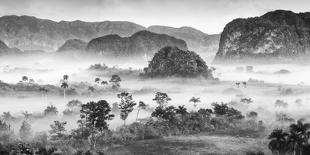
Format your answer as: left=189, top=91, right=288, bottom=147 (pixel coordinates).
left=0, top=91, right=267, bottom=154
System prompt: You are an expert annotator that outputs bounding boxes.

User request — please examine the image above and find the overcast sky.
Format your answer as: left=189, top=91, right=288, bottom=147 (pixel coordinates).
left=0, top=0, right=309, bottom=34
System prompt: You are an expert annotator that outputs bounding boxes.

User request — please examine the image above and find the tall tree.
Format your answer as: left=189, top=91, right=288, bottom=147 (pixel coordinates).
left=49, top=121, right=67, bottom=140
left=61, top=82, right=68, bottom=102
left=153, top=92, right=171, bottom=108
left=19, top=120, right=32, bottom=141
left=79, top=100, right=114, bottom=150
left=289, top=119, right=310, bottom=155
left=136, top=101, right=146, bottom=121
left=268, top=129, right=290, bottom=155
left=117, top=92, right=136, bottom=125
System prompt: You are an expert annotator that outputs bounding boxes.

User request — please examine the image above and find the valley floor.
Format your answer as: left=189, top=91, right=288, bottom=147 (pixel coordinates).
left=106, top=135, right=270, bottom=155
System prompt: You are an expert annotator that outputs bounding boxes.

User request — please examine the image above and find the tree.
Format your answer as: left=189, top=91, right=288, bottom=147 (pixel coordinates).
left=79, top=100, right=114, bottom=150
left=22, top=76, right=28, bottom=82
left=289, top=119, right=310, bottom=155
left=94, top=77, right=101, bottom=84
left=109, top=75, right=121, bottom=89
left=39, top=87, right=48, bottom=104
left=136, top=101, right=146, bottom=121
left=49, top=121, right=67, bottom=140
left=153, top=92, right=171, bottom=108
left=61, top=82, right=68, bottom=102
left=189, top=97, right=200, bottom=110
left=88, top=86, right=95, bottom=97
left=268, top=129, right=290, bottom=155
left=246, top=111, right=258, bottom=119
left=151, top=106, right=176, bottom=122
left=63, top=75, right=69, bottom=81
left=117, top=92, right=136, bottom=125
left=19, top=120, right=32, bottom=141
left=1, top=112, right=14, bottom=121
left=44, top=105, right=58, bottom=116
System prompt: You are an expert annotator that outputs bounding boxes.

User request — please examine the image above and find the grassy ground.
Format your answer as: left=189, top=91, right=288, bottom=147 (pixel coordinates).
left=106, top=135, right=271, bottom=155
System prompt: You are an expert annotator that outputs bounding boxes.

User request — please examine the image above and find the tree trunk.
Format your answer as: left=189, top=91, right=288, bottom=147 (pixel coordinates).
left=63, top=89, right=66, bottom=103
left=136, top=108, right=140, bottom=121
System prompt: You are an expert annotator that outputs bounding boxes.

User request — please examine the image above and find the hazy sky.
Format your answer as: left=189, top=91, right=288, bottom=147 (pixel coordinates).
left=0, top=0, right=309, bottom=34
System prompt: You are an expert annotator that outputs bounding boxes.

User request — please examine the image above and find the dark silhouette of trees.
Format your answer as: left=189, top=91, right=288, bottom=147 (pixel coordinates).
left=289, top=119, right=310, bottom=155
left=268, top=129, right=290, bottom=155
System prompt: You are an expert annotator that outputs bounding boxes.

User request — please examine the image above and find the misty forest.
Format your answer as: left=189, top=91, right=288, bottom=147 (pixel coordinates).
left=1, top=1, right=310, bottom=155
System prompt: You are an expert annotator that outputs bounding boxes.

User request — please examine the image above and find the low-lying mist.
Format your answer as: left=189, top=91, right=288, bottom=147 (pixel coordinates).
left=1, top=53, right=310, bottom=135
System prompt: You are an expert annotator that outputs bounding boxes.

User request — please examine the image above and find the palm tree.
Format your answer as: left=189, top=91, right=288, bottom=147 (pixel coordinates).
left=61, top=82, right=68, bottom=102
left=189, top=97, right=200, bottom=110
left=39, top=87, right=48, bottom=104
left=22, top=111, right=32, bottom=120
left=268, top=129, right=290, bottom=155
left=136, top=101, right=146, bottom=121
left=289, top=119, right=310, bottom=155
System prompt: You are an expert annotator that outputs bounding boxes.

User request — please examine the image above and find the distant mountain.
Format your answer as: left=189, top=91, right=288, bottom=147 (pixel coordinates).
left=0, top=15, right=220, bottom=55
left=0, top=40, right=22, bottom=54
left=0, top=15, right=145, bottom=52
left=57, top=39, right=87, bottom=52
left=143, top=46, right=213, bottom=78
left=148, top=26, right=220, bottom=54
left=86, top=30, right=188, bottom=58
left=214, top=10, right=310, bottom=63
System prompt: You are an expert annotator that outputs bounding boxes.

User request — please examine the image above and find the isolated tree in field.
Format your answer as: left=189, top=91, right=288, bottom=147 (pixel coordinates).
left=109, top=74, right=121, bottom=89
left=268, top=129, right=290, bottom=155
left=153, top=92, right=171, bottom=108
left=44, top=105, right=58, bottom=116
left=189, top=97, right=200, bottom=110
left=61, top=82, right=68, bottom=102
left=49, top=121, right=67, bottom=140
left=101, top=81, right=108, bottom=85
left=136, top=101, right=146, bottom=121
left=22, top=76, right=28, bottom=82
left=242, top=81, right=247, bottom=88
left=288, top=119, right=310, bottom=155
left=117, top=92, right=136, bottom=125
left=79, top=100, right=114, bottom=149
left=235, top=82, right=240, bottom=88
left=19, top=120, right=32, bottom=141
left=240, top=98, right=253, bottom=104
left=94, top=77, right=101, bottom=83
